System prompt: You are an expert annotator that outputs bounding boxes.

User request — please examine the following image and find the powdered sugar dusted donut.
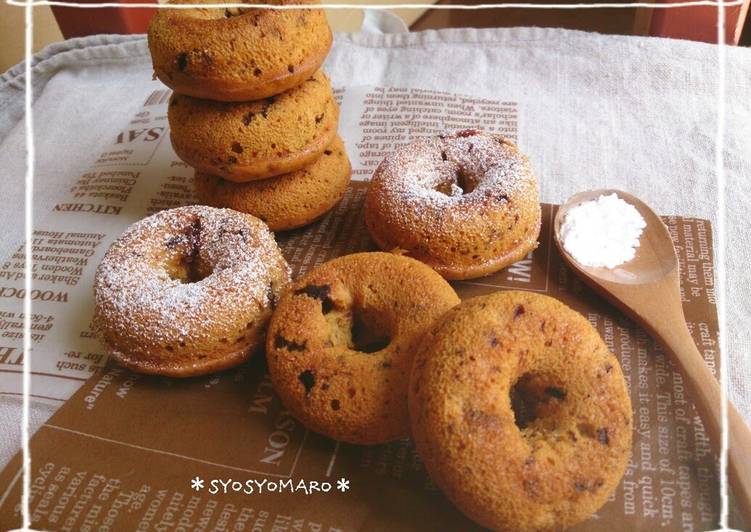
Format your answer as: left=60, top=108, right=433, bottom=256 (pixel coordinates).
left=365, top=130, right=541, bottom=280
left=93, top=206, right=291, bottom=377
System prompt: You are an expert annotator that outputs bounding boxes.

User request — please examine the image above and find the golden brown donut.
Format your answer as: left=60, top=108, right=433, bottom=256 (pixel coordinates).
left=365, top=130, right=541, bottom=280
left=168, top=70, right=339, bottom=181
left=409, top=291, right=632, bottom=531
left=93, top=206, right=290, bottom=377
left=148, top=0, right=332, bottom=102
left=194, top=135, right=351, bottom=231
left=266, top=252, right=460, bottom=444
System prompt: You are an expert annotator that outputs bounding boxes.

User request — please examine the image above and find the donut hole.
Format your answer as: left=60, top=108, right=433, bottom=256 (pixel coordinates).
left=351, top=310, right=391, bottom=353
left=326, top=305, right=391, bottom=354
left=164, top=219, right=213, bottom=283
left=168, top=258, right=212, bottom=284
left=510, top=372, right=566, bottom=432
left=455, top=169, right=479, bottom=194
left=435, top=168, right=479, bottom=197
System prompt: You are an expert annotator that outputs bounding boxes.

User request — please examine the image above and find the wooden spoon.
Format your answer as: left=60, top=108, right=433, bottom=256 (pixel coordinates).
left=553, top=189, right=751, bottom=524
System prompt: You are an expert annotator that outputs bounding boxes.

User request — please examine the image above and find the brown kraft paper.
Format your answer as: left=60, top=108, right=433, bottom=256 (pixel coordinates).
left=0, top=182, right=732, bottom=531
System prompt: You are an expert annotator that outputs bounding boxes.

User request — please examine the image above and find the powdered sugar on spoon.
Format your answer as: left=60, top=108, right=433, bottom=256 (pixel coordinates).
left=559, top=193, right=646, bottom=269
left=553, top=188, right=751, bottom=522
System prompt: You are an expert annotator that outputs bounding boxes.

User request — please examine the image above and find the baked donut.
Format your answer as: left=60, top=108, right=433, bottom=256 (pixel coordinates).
left=148, top=0, right=332, bottom=102
left=168, top=69, right=339, bottom=181
left=365, top=130, right=541, bottom=280
left=93, top=205, right=291, bottom=377
left=266, top=252, right=460, bottom=444
left=409, top=291, right=632, bottom=531
left=194, top=135, right=351, bottom=231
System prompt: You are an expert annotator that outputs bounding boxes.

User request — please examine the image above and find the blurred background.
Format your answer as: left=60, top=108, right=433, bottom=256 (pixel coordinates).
left=1, top=0, right=749, bottom=72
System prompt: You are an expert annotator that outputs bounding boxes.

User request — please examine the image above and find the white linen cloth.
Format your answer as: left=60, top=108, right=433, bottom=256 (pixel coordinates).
left=0, top=27, right=749, bottom=471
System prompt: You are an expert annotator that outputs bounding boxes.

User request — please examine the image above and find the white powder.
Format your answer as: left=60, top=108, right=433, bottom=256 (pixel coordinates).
left=560, top=193, right=646, bottom=268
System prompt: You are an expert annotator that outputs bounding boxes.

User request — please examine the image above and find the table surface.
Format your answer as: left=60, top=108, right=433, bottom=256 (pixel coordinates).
left=0, top=31, right=749, bottom=515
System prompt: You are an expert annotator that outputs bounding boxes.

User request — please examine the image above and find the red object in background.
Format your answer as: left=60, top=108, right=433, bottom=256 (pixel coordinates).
left=51, top=0, right=749, bottom=46
left=51, top=0, right=158, bottom=39
left=636, top=0, right=750, bottom=45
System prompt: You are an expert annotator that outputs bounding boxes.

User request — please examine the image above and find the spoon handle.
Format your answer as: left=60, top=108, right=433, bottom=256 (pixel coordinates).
left=651, top=317, right=751, bottom=525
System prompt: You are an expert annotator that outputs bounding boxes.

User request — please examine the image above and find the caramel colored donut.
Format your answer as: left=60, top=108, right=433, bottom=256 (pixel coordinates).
left=148, top=0, right=332, bottom=102
left=93, top=206, right=291, bottom=377
left=194, top=135, right=352, bottom=231
left=168, top=70, right=339, bottom=181
left=409, top=291, right=632, bottom=531
left=266, top=252, right=460, bottom=444
left=365, top=130, right=541, bottom=280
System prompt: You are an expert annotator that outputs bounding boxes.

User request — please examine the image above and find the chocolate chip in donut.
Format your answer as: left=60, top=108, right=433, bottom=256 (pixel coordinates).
left=298, top=370, right=315, bottom=394
left=295, top=284, right=334, bottom=313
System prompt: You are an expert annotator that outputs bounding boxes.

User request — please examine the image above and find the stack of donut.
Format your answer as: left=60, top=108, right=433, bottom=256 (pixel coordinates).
left=148, top=0, right=352, bottom=231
